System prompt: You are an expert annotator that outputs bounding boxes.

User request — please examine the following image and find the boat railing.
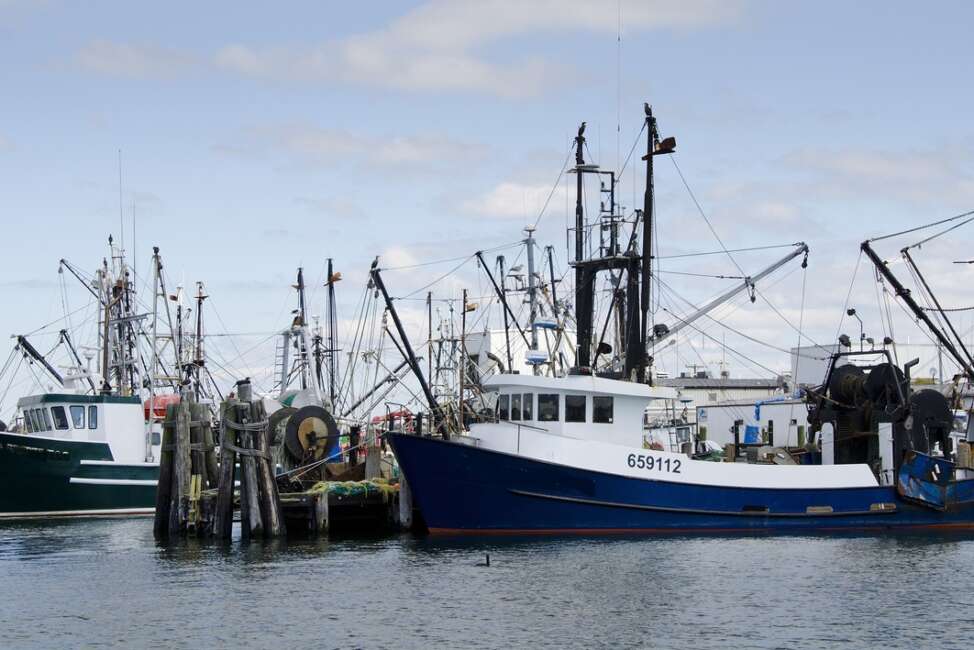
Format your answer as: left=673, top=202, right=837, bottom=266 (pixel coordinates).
left=471, top=417, right=591, bottom=452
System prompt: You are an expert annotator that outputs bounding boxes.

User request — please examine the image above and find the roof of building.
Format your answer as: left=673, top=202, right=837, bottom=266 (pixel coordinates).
left=657, top=377, right=782, bottom=389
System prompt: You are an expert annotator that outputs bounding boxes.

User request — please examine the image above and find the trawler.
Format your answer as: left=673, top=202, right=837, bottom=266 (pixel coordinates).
left=0, top=241, right=208, bottom=518
left=388, top=105, right=974, bottom=534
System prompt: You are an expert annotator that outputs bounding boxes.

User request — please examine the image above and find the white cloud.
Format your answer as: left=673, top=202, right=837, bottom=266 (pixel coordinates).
left=74, top=40, right=195, bottom=78
left=78, top=0, right=746, bottom=95
left=217, top=123, right=486, bottom=171
left=782, top=145, right=974, bottom=205
left=461, top=181, right=568, bottom=220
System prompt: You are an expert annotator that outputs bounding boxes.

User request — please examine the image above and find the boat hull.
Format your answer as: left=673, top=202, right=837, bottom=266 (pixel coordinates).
left=388, top=433, right=974, bottom=534
left=0, top=431, right=157, bottom=519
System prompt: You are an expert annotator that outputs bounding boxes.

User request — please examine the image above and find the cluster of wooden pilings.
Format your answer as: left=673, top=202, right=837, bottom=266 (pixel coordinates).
left=153, top=379, right=285, bottom=541
left=213, top=380, right=284, bottom=539
left=153, top=391, right=219, bottom=539
left=153, top=379, right=414, bottom=542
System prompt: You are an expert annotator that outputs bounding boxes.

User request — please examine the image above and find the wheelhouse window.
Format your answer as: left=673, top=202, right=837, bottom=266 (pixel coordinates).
left=538, top=394, right=559, bottom=422
left=41, top=408, right=52, bottom=430
left=565, top=395, right=586, bottom=423
left=88, top=405, right=98, bottom=429
left=50, top=406, right=69, bottom=430
left=24, top=411, right=33, bottom=433
left=498, top=394, right=510, bottom=420
left=593, top=396, right=614, bottom=424
left=522, top=393, right=534, bottom=421
left=511, top=394, right=522, bottom=421
left=70, top=405, right=85, bottom=429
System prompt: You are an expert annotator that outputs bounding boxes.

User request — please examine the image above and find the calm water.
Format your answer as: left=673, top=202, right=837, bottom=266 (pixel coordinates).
left=0, top=519, right=972, bottom=649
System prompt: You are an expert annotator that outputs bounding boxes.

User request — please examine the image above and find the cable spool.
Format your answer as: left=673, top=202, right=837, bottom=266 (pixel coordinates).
left=266, top=407, right=297, bottom=448
left=283, top=405, right=339, bottom=462
left=829, top=364, right=865, bottom=404
left=906, top=389, right=953, bottom=455
left=864, top=363, right=906, bottom=412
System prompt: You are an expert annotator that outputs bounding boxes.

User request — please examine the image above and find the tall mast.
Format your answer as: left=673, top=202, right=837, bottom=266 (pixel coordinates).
left=326, top=259, right=338, bottom=407
left=640, top=104, right=654, bottom=383
left=525, top=226, right=539, bottom=374
left=573, top=122, right=591, bottom=369
left=295, top=267, right=308, bottom=391
left=193, top=281, right=207, bottom=399
left=639, top=104, right=676, bottom=382
left=497, top=255, right=513, bottom=372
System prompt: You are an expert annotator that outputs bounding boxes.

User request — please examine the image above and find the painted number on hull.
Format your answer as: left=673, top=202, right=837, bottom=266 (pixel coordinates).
left=627, top=453, right=681, bottom=474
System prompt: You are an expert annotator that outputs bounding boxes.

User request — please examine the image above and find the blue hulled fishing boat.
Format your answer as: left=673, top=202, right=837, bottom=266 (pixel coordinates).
left=386, top=105, right=974, bottom=535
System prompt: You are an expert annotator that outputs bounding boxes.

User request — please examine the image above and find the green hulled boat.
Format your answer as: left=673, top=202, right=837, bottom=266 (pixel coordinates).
left=0, top=393, right=159, bottom=518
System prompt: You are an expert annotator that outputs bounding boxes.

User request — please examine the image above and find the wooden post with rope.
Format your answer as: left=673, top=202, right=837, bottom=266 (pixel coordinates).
left=152, top=403, right=176, bottom=540
left=213, top=399, right=237, bottom=540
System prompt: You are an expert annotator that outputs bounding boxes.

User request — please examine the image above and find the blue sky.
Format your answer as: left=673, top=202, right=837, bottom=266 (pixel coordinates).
left=2, top=0, right=974, bottom=401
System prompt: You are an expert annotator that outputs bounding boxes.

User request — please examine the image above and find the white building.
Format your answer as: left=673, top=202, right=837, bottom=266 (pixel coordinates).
left=697, top=398, right=810, bottom=448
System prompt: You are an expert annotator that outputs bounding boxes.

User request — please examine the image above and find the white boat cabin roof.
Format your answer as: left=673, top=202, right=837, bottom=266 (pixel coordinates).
left=483, top=373, right=677, bottom=401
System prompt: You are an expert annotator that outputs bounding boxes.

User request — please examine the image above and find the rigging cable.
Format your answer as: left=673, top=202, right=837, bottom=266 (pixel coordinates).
left=869, top=208, right=974, bottom=244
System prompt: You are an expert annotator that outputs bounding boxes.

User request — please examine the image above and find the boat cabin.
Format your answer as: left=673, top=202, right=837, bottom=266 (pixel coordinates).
left=473, top=374, right=676, bottom=450
left=15, top=393, right=149, bottom=464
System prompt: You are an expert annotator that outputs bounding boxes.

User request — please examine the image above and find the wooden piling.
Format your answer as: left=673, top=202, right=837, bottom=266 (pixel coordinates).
left=252, top=399, right=285, bottom=537
left=201, top=407, right=219, bottom=490
left=168, top=400, right=193, bottom=538
left=213, top=400, right=237, bottom=540
left=314, top=491, right=329, bottom=534
left=237, top=401, right=263, bottom=539
left=152, top=404, right=176, bottom=540
left=365, top=444, right=382, bottom=480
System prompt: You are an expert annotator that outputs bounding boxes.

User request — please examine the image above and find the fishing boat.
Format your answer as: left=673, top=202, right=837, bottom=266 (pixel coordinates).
left=0, top=241, right=212, bottom=518
left=387, top=105, right=974, bottom=534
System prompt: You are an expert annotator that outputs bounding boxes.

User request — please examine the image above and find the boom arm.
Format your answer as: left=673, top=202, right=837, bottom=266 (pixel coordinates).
left=15, top=335, right=64, bottom=386
left=651, top=242, right=809, bottom=346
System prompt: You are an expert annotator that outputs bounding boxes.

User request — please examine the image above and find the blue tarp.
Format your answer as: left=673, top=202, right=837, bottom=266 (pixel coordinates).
left=744, top=425, right=760, bottom=444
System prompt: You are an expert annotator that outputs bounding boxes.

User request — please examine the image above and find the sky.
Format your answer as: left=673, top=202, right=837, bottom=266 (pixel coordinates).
left=2, top=0, right=974, bottom=410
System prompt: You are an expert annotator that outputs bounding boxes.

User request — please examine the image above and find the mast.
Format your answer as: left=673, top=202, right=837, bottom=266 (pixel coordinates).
left=370, top=259, right=446, bottom=437
left=639, top=104, right=676, bottom=382
left=640, top=105, right=654, bottom=383
left=459, top=288, right=468, bottom=427
left=193, top=281, right=207, bottom=399
left=326, top=258, right=339, bottom=407
left=427, top=291, right=433, bottom=384
left=497, top=255, right=514, bottom=372
left=573, top=123, right=590, bottom=369
left=545, top=245, right=558, bottom=310
left=525, top=226, right=539, bottom=374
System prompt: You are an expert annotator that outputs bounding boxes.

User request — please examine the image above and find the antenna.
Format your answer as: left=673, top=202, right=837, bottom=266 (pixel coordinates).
left=118, top=149, right=124, bottom=253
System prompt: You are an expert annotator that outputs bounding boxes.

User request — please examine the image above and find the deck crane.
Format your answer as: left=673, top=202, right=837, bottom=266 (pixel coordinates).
left=649, top=242, right=809, bottom=347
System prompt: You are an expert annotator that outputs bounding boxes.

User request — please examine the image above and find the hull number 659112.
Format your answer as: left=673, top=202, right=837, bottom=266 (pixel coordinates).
left=627, top=453, right=681, bottom=474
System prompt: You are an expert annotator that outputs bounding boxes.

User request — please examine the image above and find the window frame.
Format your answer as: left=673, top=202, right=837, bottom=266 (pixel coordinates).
left=522, top=393, right=534, bottom=421
left=41, top=408, right=52, bottom=430
left=538, top=394, right=560, bottom=422
left=24, top=411, right=33, bottom=433
left=497, top=394, right=510, bottom=421
left=593, top=395, right=614, bottom=424
left=50, top=406, right=70, bottom=431
left=88, top=405, right=98, bottom=429
left=511, top=394, right=521, bottom=421
left=70, top=405, right=85, bottom=429
left=565, top=394, right=587, bottom=423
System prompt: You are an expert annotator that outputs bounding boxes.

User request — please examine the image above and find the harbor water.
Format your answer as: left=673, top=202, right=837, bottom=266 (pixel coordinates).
left=1, top=519, right=972, bottom=649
